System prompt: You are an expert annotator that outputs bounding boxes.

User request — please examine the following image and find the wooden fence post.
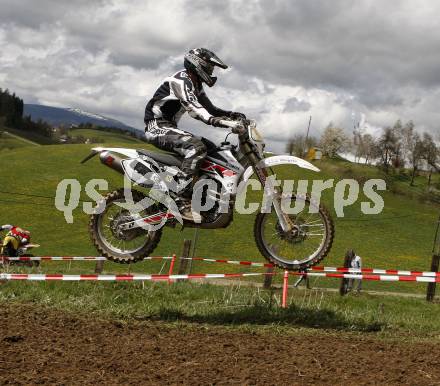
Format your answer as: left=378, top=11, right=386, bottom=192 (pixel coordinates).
left=427, top=255, right=440, bottom=302
left=94, top=260, right=104, bottom=274
left=339, top=250, right=354, bottom=296
left=263, top=266, right=274, bottom=289
left=178, top=239, right=192, bottom=279
left=427, top=215, right=440, bottom=302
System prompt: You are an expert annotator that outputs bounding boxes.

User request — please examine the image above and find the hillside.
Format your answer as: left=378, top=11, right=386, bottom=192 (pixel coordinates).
left=24, top=104, right=141, bottom=135
left=0, top=143, right=438, bottom=293
left=0, top=128, right=39, bottom=151
left=69, top=128, right=144, bottom=144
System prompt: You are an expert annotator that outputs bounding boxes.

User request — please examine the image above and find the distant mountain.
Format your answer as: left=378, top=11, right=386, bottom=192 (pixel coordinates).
left=23, top=104, right=141, bottom=135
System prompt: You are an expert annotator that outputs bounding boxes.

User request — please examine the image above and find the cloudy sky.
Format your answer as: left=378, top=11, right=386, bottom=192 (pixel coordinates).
left=1, top=0, right=439, bottom=152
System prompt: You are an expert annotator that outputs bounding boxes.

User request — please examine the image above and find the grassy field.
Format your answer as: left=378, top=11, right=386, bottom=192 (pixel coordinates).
left=0, top=135, right=439, bottom=296
left=1, top=130, right=440, bottom=338
left=69, top=128, right=144, bottom=144
left=0, top=128, right=39, bottom=151
left=2, top=280, right=440, bottom=339
left=2, top=126, right=55, bottom=145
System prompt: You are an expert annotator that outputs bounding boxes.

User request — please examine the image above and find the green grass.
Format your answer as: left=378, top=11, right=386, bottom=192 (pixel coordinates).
left=4, top=126, right=55, bottom=145
left=69, top=128, right=144, bottom=144
left=0, top=126, right=39, bottom=151
left=0, top=132, right=30, bottom=151
left=0, top=143, right=439, bottom=296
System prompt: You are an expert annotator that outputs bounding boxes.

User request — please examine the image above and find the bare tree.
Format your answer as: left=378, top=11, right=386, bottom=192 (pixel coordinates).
left=408, top=132, right=424, bottom=186
left=319, top=124, right=350, bottom=158
left=362, top=133, right=377, bottom=165
left=391, top=120, right=404, bottom=168
left=378, top=126, right=398, bottom=173
left=353, top=128, right=363, bottom=163
left=421, top=132, right=439, bottom=186
left=352, top=128, right=378, bottom=164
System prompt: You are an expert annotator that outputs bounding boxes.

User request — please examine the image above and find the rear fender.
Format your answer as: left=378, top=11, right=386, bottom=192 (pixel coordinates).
left=91, top=147, right=139, bottom=159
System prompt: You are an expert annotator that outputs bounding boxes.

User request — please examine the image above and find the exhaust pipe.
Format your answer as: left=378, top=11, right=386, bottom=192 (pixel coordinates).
left=99, top=151, right=124, bottom=174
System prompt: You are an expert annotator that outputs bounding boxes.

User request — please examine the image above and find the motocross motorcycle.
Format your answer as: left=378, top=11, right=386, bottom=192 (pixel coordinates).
left=82, top=118, right=334, bottom=270
left=0, top=227, right=40, bottom=267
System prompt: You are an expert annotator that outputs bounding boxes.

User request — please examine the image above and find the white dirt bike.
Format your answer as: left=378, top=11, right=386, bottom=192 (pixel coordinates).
left=81, top=118, right=334, bottom=270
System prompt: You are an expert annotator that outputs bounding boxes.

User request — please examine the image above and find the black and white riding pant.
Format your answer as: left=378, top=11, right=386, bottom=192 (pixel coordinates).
left=145, top=119, right=207, bottom=176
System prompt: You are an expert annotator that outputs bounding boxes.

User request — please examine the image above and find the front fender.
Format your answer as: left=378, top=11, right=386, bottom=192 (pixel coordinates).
left=261, top=155, right=320, bottom=172
left=237, top=155, right=320, bottom=194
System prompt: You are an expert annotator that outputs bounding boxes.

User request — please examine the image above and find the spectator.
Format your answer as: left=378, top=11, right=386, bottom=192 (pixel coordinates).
left=347, top=251, right=362, bottom=293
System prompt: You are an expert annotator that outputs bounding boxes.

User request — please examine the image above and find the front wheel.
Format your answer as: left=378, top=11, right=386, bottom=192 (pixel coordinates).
left=254, top=194, right=334, bottom=270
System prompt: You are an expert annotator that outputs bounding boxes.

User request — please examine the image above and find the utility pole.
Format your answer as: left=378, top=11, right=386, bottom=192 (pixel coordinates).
left=304, top=115, right=312, bottom=156
left=427, top=214, right=440, bottom=301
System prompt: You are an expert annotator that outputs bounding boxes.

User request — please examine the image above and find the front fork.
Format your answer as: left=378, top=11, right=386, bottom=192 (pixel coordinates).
left=254, top=165, right=293, bottom=233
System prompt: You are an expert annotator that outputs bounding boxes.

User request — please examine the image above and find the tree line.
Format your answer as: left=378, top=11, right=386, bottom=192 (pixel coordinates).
left=0, top=88, right=141, bottom=143
left=0, top=88, right=24, bottom=128
left=286, top=121, right=439, bottom=186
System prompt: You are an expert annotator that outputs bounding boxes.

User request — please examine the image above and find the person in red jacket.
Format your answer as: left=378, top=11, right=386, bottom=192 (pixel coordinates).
left=1, top=224, right=30, bottom=256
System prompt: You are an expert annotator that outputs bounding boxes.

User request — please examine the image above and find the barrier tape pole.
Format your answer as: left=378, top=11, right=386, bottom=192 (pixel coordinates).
left=282, top=270, right=289, bottom=308
left=168, top=254, right=176, bottom=284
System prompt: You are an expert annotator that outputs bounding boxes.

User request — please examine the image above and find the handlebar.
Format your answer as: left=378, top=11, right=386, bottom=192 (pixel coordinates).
left=219, top=120, right=242, bottom=129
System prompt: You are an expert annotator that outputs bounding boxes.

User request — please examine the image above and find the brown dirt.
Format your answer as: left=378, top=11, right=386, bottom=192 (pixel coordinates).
left=1, top=304, right=440, bottom=385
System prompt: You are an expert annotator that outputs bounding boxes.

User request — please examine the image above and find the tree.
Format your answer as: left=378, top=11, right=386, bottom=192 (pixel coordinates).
left=391, top=120, right=404, bottom=168
left=421, top=133, right=439, bottom=186
left=352, top=129, right=377, bottom=164
left=362, top=134, right=377, bottom=165
left=408, top=133, right=424, bottom=186
left=319, top=124, right=350, bottom=158
left=400, top=121, right=424, bottom=185
left=377, top=126, right=399, bottom=173
left=286, top=134, right=317, bottom=157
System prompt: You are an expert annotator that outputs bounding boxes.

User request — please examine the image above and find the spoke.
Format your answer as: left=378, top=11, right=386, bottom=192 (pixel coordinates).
left=303, top=219, right=323, bottom=225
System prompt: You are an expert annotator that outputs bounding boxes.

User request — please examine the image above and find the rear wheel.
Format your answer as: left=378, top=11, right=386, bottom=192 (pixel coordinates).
left=89, top=189, right=162, bottom=263
left=254, top=194, right=334, bottom=270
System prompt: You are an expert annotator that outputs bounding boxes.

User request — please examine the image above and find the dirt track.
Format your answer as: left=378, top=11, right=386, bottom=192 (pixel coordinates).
left=1, top=304, right=440, bottom=385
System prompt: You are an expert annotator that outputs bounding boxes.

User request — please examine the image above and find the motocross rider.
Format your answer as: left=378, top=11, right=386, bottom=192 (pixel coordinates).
left=0, top=225, right=30, bottom=256
left=144, top=48, right=246, bottom=221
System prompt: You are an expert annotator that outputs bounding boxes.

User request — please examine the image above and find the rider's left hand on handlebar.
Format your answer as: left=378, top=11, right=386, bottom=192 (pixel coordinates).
left=229, top=111, right=247, bottom=120
left=231, top=125, right=246, bottom=134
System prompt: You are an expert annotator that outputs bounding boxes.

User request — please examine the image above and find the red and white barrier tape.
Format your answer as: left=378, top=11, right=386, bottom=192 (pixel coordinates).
left=309, top=266, right=440, bottom=277
left=290, top=271, right=440, bottom=283
left=1, top=271, right=438, bottom=283
left=0, top=256, right=108, bottom=261
left=0, top=272, right=271, bottom=281
left=2, top=256, right=438, bottom=280
left=0, top=255, right=274, bottom=268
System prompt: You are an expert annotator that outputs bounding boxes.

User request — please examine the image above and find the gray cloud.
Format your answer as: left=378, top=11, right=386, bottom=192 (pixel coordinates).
left=1, top=0, right=440, bottom=152
left=283, top=97, right=311, bottom=113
